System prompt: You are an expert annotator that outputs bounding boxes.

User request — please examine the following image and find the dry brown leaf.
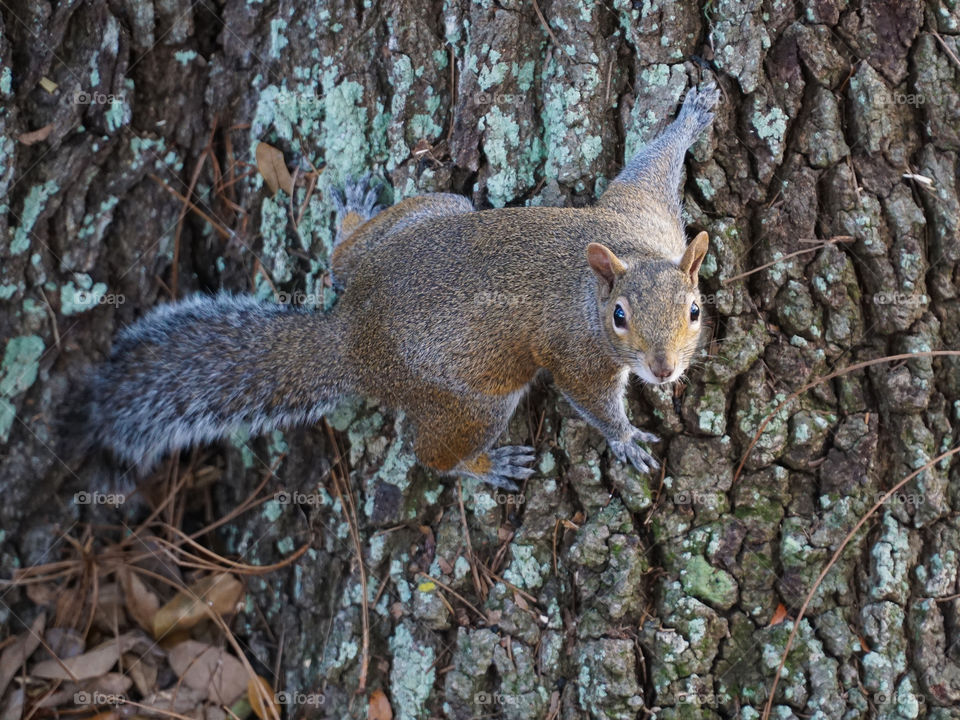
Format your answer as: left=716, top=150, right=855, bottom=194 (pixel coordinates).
left=54, top=584, right=85, bottom=626
left=45, top=627, right=85, bottom=660
left=208, top=706, right=231, bottom=720
left=119, top=568, right=161, bottom=632
left=18, top=124, right=53, bottom=145
left=367, top=689, right=392, bottom=720
left=141, top=685, right=207, bottom=715
left=768, top=603, right=789, bottom=627
left=0, top=687, right=25, bottom=720
left=167, top=640, right=247, bottom=705
left=84, top=672, right=134, bottom=697
left=156, top=628, right=192, bottom=649
left=92, top=583, right=127, bottom=635
left=122, top=653, right=158, bottom=697
left=0, top=613, right=45, bottom=697
left=25, top=583, right=58, bottom=608
left=152, top=573, right=243, bottom=638
left=34, top=685, right=79, bottom=708
left=31, top=632, right=140, bottom=681
left=248, top=675, right=278, bottom=720
left=255, top=142, right=293, bottom=196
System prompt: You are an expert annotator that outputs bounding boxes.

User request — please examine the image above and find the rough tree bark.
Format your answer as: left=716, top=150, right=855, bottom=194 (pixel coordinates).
left=1, top=0, right=959, bottom=718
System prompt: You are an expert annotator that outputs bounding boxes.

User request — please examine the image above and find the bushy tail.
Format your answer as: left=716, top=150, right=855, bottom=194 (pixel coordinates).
left=70, top=293, right=348, bottom=471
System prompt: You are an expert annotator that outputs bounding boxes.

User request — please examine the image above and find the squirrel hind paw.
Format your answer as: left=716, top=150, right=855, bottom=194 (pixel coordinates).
left=339, top=173, right=384, bottom=221
left=681, top=81, right=720, bottom=127
left=467, top=445, right=536, bottom=492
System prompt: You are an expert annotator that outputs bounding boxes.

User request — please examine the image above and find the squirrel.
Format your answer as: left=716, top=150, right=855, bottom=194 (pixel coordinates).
left=77, top=82, right=719, bottom=491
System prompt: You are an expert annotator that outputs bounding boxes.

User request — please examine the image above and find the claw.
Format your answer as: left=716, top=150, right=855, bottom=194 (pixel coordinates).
left=680, top=81, right=720, bottom=135
left=482, top=475, right=520, bottom=492
left=464, top=445, right=537, bottom=491
left=633, top=429, right=659, bottom=444
left=608, top=430, right=660, bottom=475
left=342, top=173, right=383, bottom=220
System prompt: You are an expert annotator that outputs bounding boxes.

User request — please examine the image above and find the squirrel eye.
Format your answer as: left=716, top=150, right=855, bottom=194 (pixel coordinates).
left=690, top=302, right=701, bottom=322
left=613, top=304, right=627, bottom=329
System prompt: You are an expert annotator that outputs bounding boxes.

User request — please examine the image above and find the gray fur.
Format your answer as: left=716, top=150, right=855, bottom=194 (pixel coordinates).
left=84, top=293, right=349, bottom=470
left=79, top=82, right=719, bottom=485
left=599, top=81, right=720, bottom=255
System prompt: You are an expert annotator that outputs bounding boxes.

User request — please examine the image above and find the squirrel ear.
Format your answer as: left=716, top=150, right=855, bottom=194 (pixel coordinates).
left=587, top=243, right=627, bottom=295
left=678, top=231, right=709, bottom=285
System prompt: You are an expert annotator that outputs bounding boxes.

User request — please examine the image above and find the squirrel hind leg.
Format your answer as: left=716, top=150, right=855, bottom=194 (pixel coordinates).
left=411, top=397, right=533, bottom=490
left=332, top=173, right=385, bottom=246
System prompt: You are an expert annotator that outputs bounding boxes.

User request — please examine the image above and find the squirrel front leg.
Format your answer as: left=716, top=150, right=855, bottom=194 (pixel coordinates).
left=554, top=369, right=660, bottom=474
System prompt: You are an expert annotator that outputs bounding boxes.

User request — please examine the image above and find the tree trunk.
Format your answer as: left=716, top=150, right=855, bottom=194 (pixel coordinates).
left=1, top=0, right=959, bottom=718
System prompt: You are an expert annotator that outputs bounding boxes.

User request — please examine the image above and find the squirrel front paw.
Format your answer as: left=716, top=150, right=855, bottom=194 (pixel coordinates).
left=608, top=430, right=660, bottom=474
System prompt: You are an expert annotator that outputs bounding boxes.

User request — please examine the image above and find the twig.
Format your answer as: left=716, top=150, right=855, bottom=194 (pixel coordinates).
left=323, top=421, right=369, bottom=692
left=457, top=480, right=486, bottom=601
left=761, top=446, right=960, bottom=719
left=171, top=122, right=215, bottom=297
left=128, top=566, right=282, bottom=720
left=446, top=44, right=457, bottom=147
left=149, top=173, right=231, bottom=239
left=417, top=573, right=486, bottom=620
left=37, top=288, right=60, bottom=350
left=932, top=30, right=960, bottom=71
left=288, top=164, right=301, bottom=231
left=531, top=0, right=560, bottom=47
left=480, top=567, right=539, bottom=606
left=722, top=236, right=852, bottom=286
left=733, top=351, right=960, bottom=483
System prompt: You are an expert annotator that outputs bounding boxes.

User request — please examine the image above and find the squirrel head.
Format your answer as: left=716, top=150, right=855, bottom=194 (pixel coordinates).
left=587, top=232, right=709, bottom=384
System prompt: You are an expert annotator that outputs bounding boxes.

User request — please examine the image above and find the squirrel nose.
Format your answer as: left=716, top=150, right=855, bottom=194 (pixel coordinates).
left=649, top=356, right=675, bottom=381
